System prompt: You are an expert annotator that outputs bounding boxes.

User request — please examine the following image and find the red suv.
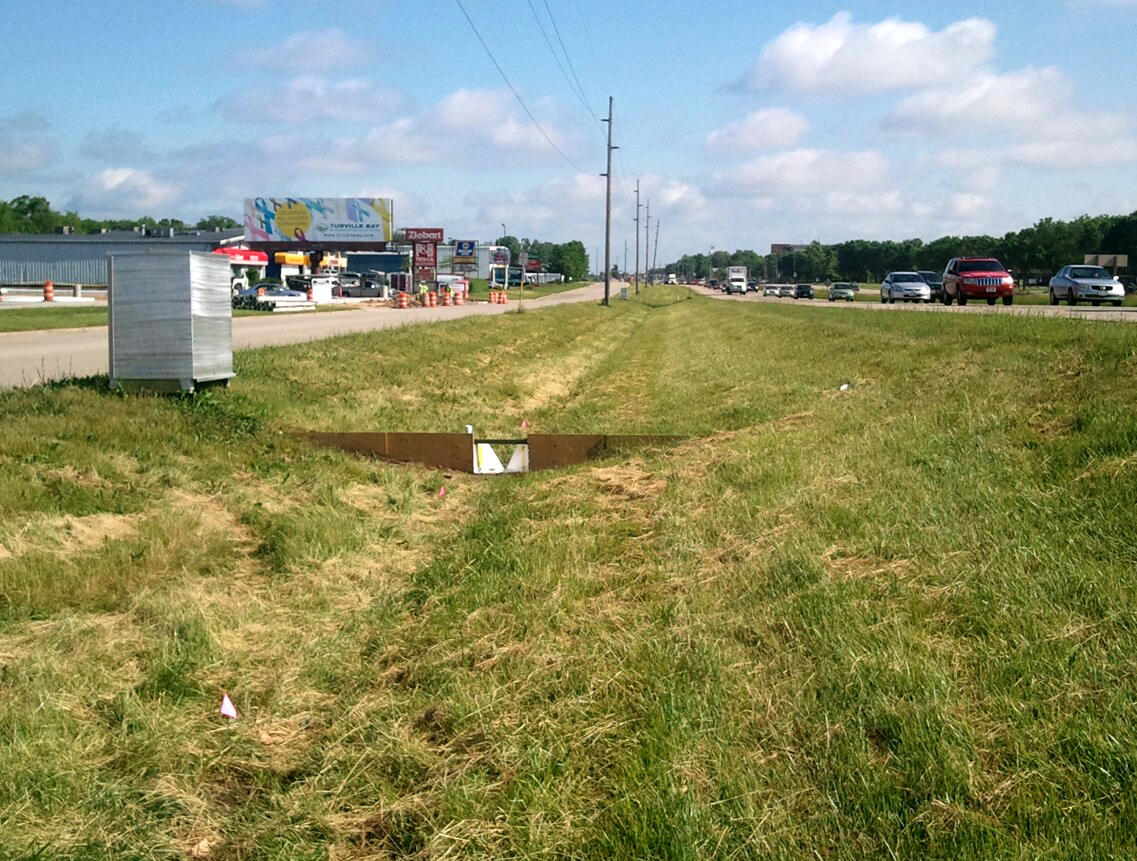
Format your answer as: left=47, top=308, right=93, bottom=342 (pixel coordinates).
left=942, top=257, right=1015, bottom=306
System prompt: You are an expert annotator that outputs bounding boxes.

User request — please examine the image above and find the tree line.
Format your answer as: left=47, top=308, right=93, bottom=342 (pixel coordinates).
left=492, top=234, right=589, bottom=282
left=665, top=211, right=1137, bottom=284
left=0, top=196, right=239, bottom=236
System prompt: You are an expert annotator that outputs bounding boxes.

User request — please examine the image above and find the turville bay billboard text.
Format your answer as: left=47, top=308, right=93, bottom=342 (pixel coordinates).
left=244, top=198, right=394, bottom=243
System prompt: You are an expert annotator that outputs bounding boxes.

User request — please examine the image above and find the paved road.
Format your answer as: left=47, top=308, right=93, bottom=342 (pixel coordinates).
left=698, top=286, right=1137, bottom=323
left=0, top=282, right=616, bottom=388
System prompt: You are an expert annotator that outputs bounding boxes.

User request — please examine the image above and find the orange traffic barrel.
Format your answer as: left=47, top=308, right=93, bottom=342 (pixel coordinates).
left=397, top=291, right=409, bottom=309
left=43, top=280, right=55, bottom=302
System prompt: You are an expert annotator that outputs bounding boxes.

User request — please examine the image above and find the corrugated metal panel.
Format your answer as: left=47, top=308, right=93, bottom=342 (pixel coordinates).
left=109, top=252, right=234, bottom=390
left=0, top=239, right=226, bottom=285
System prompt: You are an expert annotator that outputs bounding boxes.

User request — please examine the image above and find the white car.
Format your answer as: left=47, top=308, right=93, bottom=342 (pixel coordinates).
left=881, top=271, right=932, bottom=304
left=1049, top=265, right=1125, bottom=307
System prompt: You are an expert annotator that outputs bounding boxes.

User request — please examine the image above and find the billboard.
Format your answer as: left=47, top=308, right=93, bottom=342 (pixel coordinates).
left=244, top=198, right=393, bottom=243
left=454, top=240, right=477, bottom=265
left=491, top=247, right=510, bottom=265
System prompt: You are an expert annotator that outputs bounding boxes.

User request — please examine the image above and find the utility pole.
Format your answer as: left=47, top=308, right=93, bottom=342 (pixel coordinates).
left=633, top=179, right=641, bottom=294
left=623, top=237, right=627, bottom=279
left=601, top=96, right=617, bottom=306
left=644, top=199, right=651, bottom=285
left=652, top=220, right=660, bottom=274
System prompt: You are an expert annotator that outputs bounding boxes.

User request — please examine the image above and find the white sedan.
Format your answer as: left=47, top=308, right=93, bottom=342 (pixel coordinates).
left=1049, top=265, right=1125, bottom=307
left=880, top=272, right=932, bottom=304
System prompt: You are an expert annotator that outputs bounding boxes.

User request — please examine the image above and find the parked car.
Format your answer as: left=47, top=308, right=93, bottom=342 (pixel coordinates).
left=778, top=285, right=795, bottom=298
left=763, top=285, right=780, bottom=297
left=1049, top=265, right=1124, bottom=306
left=916, top=270, right=944, bottom=301
left=828, top=282, right=857, bottom=301
left=942, top=257, right=1014, bottom=306
left=794, top=284, right=814, bottom=300
left=881, top=272, right=932, bottom=304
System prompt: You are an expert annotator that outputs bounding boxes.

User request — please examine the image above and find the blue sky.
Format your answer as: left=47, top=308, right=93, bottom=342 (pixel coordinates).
left=2, top=0, right=1137, bottom=265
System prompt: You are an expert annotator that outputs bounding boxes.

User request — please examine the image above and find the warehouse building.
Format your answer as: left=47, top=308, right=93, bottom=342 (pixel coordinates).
left=0, top=227, right=244, bottom=285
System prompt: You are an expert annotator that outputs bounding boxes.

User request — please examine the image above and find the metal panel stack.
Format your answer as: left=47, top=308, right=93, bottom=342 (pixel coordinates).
left=108, top=251, right=235, bottom=392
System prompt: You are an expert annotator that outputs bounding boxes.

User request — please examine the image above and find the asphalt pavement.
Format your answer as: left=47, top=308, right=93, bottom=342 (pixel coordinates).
left=0, top=282, right=616, bottom=388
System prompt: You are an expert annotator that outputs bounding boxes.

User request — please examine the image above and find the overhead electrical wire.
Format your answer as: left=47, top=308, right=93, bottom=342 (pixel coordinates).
left=454, top=0, right=583, bottom=173
left=542, top=0, right=600, bottom=126
left=524, top=0, right=601, bottom=136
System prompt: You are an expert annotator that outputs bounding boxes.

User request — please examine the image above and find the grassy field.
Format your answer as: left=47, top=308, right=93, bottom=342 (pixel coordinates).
left=0, top=304, right=359, bottom=333
left=466, top=278, right=588, bottom=301
left=2, top=287, right=1137, bottom=858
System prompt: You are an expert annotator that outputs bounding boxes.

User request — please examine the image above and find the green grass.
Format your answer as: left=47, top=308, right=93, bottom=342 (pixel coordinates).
left=0, top=303, right=359, bottom=333
left=2, top=287, right=1137, bottom=858
left=0, top=304, right=110, bottom=331
left=466, top=278, right=589, bottom=301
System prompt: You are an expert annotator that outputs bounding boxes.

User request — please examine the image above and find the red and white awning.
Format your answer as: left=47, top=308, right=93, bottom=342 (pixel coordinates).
left=212, top=247, right=269, bottom=266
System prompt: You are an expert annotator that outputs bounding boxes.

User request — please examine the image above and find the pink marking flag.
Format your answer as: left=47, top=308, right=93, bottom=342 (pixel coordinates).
left=220, top=693, right=238, bottom=719
left=437, top=486, right=447, bottom=498
left=521, top=419, right=529, bottom=430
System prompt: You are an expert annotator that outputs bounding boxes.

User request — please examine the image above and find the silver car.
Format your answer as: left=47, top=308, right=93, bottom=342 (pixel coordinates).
left=1049, top=265, right=1124, bottom=307
left=763, top=285, right=779, bottom=297
left=828, top=282, right=857, bottom=301
left=881, top=271, right=932, bottom=304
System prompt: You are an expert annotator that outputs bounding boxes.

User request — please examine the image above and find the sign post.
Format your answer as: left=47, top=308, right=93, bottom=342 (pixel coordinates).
left=406, top=228, right=444, bottom=287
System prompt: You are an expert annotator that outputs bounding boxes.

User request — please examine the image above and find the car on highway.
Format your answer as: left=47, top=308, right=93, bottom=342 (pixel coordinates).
left=828, top=282, right=857, bottom=302
left=942, top=257, right=1015, bottom=306
left=763, top=285, right=780, bottom=297
left=778, top=285, right=795, bottom=298
left=880, top=272, right=932, bottom=303
left=794, top=284, right=814, bottom=300
left=1048, top=265, right=1125, bottom=306
left=708, top=279, right=720, bottom=290
left=917, top=270, right=944, bottom=301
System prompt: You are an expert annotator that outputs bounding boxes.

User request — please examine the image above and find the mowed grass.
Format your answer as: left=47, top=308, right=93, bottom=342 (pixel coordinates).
left=466, top=278, right=589, bottom=301
left=0, top=304, right=110, bottom=332
left=2, top=287, right=1137, bottom=858
left=0, top=303, right=361, bottom=334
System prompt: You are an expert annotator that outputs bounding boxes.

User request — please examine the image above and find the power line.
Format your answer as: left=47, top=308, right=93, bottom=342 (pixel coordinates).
left=454, top=0, right=583, bottom=172
left=542, top=0, right=599, bottom=125
left=524, top=0, right=602, bottom=136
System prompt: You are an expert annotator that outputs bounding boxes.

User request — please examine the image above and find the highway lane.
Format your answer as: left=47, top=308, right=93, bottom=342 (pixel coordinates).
left=0, top=282, right=614, bottom=388
left=697, top=285, right=1137, bottom=323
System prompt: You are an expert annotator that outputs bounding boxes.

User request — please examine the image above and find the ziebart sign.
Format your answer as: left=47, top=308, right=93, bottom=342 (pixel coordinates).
left=405, top=227, right=444, bottom=243
left=244, top=198, right=393, bottom=242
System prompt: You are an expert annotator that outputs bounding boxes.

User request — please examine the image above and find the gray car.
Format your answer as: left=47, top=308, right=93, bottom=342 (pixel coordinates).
left=1049, top=265, right=1124, bottom=306
left=881, top=271, right=932, bottom=304
left=828, top=282, right=857, bottom=301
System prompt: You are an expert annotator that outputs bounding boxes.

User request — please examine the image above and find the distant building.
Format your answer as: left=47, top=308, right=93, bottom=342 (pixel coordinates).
left=0, top=227, right=244, bottom=285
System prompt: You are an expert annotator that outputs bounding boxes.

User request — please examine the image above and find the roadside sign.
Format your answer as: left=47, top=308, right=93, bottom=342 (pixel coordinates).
left=454, top=240, right=477, bottom=265
left=492, top=247, right=510, bottom=265
left=405, top=228, right=444, bottom=242
left=413, top=242, right=437, bottom=268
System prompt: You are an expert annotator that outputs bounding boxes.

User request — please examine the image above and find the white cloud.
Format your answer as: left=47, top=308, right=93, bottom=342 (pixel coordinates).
left=0, top=112, right=57, bottom=177
left=713, top=148, right=891, bottom=196
left=751, top=13, right=995, bottom=94
left=68, top=168, right=181, bottom=215
left=242, top=29, right=367, bottom=70
left=706, top=108, right=808, bottom=153
left=219, top=76, right=405, bottom=124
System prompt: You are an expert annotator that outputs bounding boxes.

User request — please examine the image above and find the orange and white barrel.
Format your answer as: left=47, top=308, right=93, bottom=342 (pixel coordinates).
left=43, top=280, right=55, bottom=302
